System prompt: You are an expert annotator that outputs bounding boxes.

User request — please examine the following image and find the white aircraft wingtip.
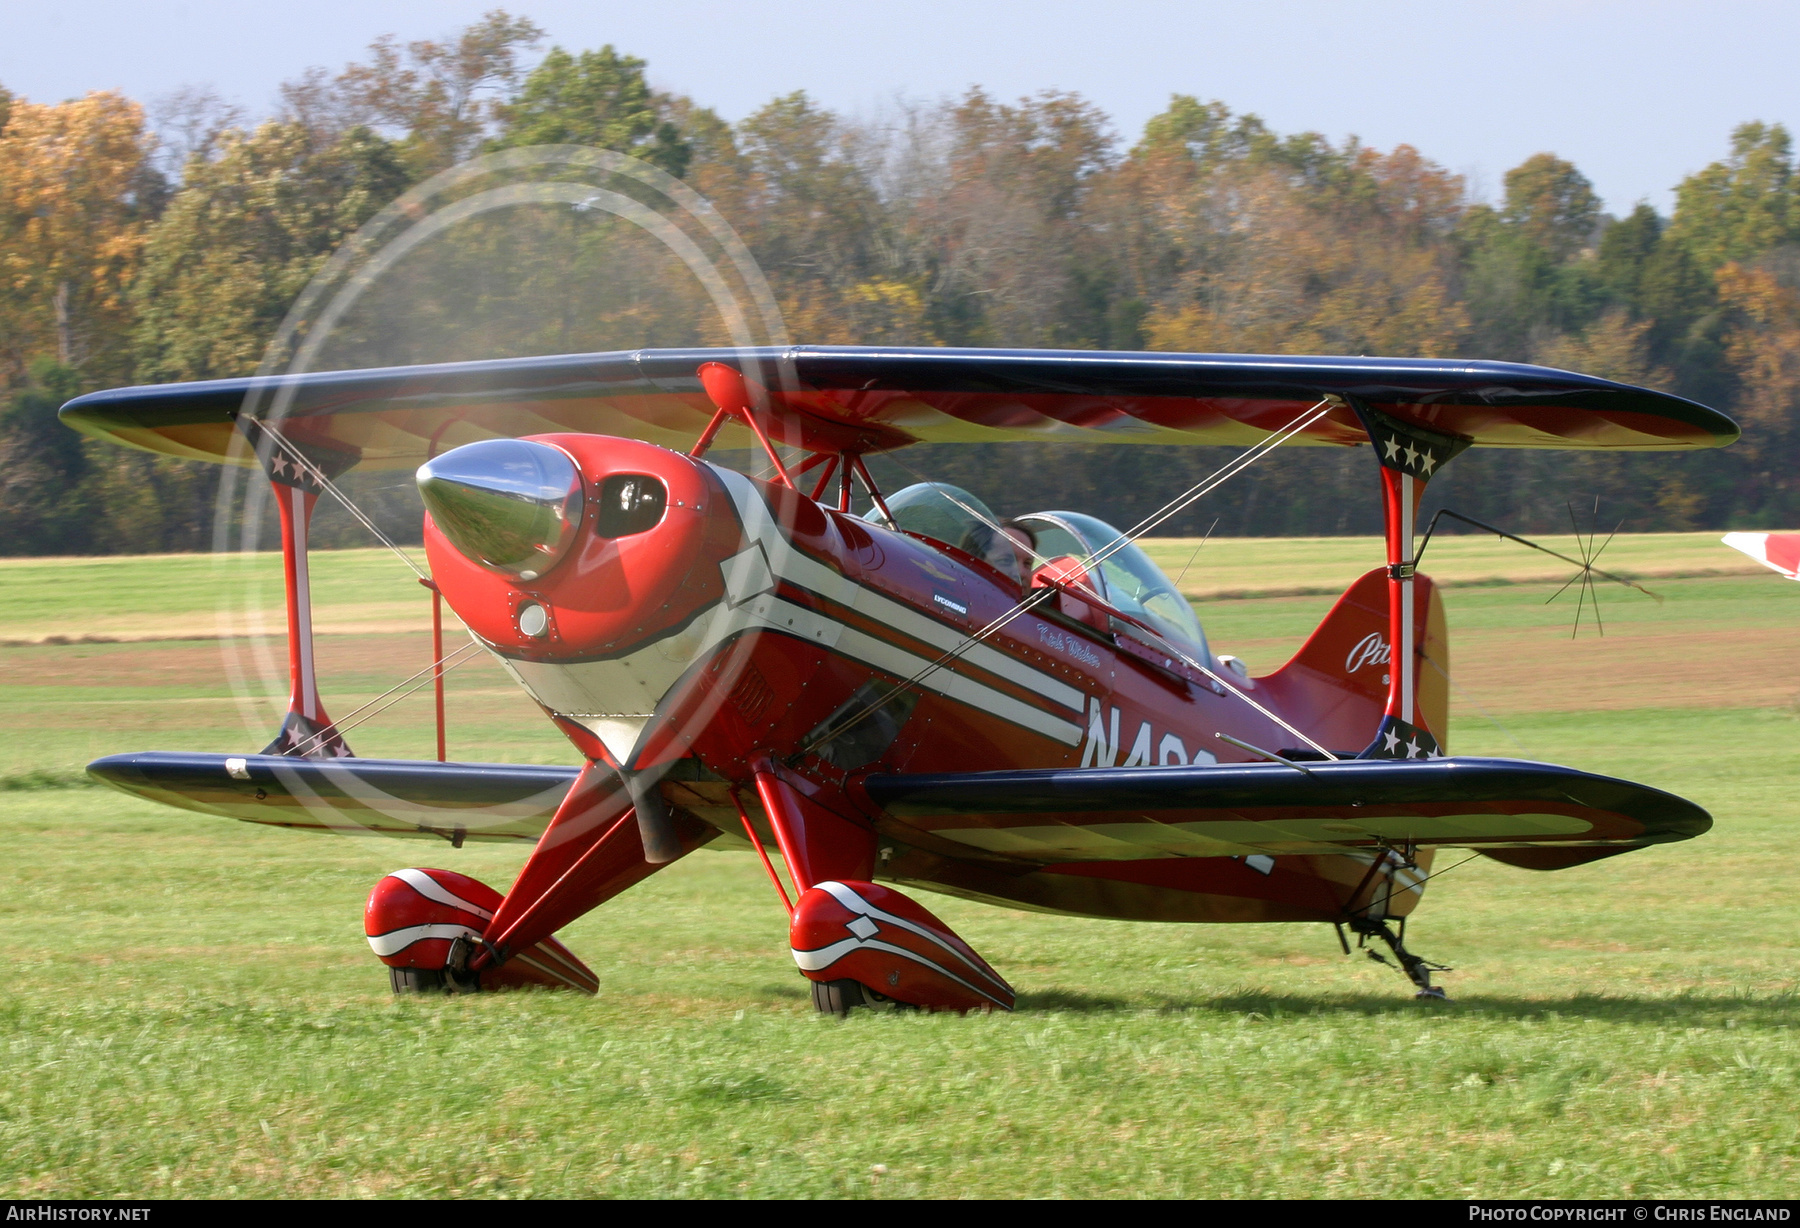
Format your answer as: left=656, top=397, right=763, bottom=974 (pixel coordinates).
left=1723, top=530, right=1800, bottom=579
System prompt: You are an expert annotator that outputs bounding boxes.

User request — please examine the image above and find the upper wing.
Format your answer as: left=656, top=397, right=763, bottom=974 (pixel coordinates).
left=60, top=346, right=1738, bottom=470
left=88, top=752, right=579, bottom=843
left=864, top=756, right=1710, bottom=869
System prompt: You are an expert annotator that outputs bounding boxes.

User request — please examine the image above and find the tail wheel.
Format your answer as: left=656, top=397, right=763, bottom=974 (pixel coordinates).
left=810, top=978, right=909, bottom=1016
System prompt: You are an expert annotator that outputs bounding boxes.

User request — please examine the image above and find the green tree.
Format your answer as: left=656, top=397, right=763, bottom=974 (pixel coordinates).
left=1453, top=154, right=1607, bottom=361
left=1598, top=203, right=1663, bottom=306
left=0, top=361, right=92, bottom=553
left=1593, top=202, right=1720, bottom=395
left=1130, top=95, right=1247, bottom=169
left=1668, top=122, right=1798, bottom=271
left=494, top=45, right=690, bottom=177
left=132, top=122, right=410, bottom=382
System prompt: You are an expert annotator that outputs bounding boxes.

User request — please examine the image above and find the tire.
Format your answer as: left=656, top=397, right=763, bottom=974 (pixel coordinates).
left=811, top=978, right=867, bottom=1015
left=811, top=978, right=910, bottom=1016
left=390, top=966, right=448, bottom=994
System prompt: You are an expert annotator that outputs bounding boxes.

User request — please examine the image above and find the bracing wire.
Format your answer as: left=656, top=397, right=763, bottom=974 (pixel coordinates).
left=287, top=640, right=485, bottom=758
left=800, top=400, right=1338, bottom=758
left=259, top=430, right=430, bottom=580
left=1419, top=650, right=1530, bottom=757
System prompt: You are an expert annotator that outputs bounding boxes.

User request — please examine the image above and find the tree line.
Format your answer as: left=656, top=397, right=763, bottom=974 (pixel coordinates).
left=5, top=10, right=1800, bottom=555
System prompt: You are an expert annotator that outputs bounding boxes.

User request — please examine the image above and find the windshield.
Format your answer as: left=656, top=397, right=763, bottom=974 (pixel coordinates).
left=864, top=482, right=1023, bottom=582
left=1014, top=511, right=1207, bottom=652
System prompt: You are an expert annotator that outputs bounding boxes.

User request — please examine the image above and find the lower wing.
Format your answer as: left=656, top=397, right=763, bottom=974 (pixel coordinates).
left=88, top=752, right=579, bottom=843
left=865, top=757, right=1710, bottom=869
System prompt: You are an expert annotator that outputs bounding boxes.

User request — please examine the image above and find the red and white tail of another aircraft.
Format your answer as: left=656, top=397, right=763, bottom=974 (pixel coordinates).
left=1723, top=531, right=1800, bottom=580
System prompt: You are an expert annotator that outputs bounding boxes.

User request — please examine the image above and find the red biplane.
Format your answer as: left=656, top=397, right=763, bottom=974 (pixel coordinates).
left=61, top=347, right=1736, bottom=1008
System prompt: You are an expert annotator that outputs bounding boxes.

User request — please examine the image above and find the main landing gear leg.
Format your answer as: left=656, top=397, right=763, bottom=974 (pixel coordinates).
left=1344, top=916, right=1452, bottom=1001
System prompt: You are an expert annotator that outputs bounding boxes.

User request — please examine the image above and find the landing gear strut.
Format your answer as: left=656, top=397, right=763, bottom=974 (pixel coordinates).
left=1340, top=916, right=1451, bottom=1000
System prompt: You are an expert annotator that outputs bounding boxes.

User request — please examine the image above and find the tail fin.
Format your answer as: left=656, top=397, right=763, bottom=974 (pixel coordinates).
left=1253, top=566, right=1448, bottom=755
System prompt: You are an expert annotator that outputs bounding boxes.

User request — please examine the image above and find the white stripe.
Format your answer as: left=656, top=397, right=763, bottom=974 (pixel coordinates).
left=782, top=547, right=1086, bottom=713
left=510, top=950, right=594, bottom=991
left=1400, top=473, right=1414, bottom=726
left=389, top=868, right=494, bottom=920
left=291, top=486, right=317, bottom=720
left=493, top=468, right=1092, bottom=754
left=501, top=589, right=1085, bottom=753
left=713, top=467, right=1086, bottom=714
left=791, top=935, right=1010, bottom=1008
left=753, top=594, right=1083, bottom=746
left=814, top=881, right=1010, bottom=994
left=365, top=922, right=481, bottom=958
left=521, top=943, right=596, bottom=988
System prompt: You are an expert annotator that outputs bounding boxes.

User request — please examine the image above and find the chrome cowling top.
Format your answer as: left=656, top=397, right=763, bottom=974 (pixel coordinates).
left=417, top=439, right=585, bottom=581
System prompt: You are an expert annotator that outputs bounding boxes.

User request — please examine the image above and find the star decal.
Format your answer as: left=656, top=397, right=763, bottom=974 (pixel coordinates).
left=1419, top=450, right=1436, bottom=474
left=1382, top=436, right=1402, bottom=462
left=1406, top=736, right=1421, bottom=758
left=1402, top=442, right=1419, bottom=468
left=1382, top=728, right=1403, bottom=754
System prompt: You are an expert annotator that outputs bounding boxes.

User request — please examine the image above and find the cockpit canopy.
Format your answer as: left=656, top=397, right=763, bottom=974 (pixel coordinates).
left=863, top=483, right=1021, bottom=579
left=864, top=483, right=1207, bottom=655
left=1014, top=512, right=1207, bottom=653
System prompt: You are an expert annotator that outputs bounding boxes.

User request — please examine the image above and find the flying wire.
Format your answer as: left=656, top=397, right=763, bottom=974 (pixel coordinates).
left=287, top=640, right=485, bottom=757
left=1419, top=649, right=1530, bottom=757
left=799, top=400, right=1339, bottom=759
left=1388, top=849, right=1485, bottom=897
left=1172, top=519, right=1220, bottom=591
left=256, top=428, right=430, bottom=580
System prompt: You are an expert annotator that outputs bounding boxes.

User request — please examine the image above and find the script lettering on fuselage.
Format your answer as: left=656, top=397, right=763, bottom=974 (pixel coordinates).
left=1035, top=621, right=1102, bottom=667
left=1079, top=700, right=1217, bottom=769
left=1344, top=632, right=1392, bottom=674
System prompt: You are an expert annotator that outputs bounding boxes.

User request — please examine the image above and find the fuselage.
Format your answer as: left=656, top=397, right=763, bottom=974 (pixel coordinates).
left=420, top=433, right=1437, bottom=926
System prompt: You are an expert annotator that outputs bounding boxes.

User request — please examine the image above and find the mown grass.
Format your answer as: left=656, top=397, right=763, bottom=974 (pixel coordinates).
left=2, top=539, right=1797, bottom=1198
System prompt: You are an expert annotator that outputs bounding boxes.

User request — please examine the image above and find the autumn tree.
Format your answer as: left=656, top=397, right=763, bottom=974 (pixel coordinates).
left=0, top=90, right=159, bottom=386
left=903, top=88, right=1117, bottom=347
left=1128, top=97, right=1467, bottom=360
left=1502, top=153, right=1602, bottom=260
left=725, top=92, right=921, bottom=344
left=278, top=9, right=543, bottom=176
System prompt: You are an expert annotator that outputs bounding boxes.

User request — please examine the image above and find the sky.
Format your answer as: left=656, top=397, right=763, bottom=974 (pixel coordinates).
left=6, top=0, right=1799, bottom=215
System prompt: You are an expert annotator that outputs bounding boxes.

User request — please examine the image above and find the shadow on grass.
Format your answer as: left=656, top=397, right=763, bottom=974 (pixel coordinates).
left=1013, top=987, right=1800, bottom=1027
left=756, top=983, right=809, bottom=1001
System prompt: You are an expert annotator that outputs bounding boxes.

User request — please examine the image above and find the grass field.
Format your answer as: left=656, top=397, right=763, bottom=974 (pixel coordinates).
left=2, top=535, right=1798, bottom=1198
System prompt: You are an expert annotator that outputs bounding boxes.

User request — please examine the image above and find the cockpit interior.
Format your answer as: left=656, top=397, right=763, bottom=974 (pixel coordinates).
left=862, top=482, right=1209, bottom=658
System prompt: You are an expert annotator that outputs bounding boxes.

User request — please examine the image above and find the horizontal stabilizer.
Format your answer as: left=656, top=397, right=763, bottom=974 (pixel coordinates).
left=864, top=757, right=1709, bottom=865
left=88, top=752, right=579, bottom=843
